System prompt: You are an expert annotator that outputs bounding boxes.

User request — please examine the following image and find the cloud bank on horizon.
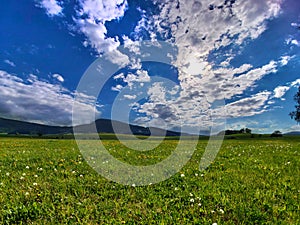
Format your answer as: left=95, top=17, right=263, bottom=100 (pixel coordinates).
left=0, top=0, right=300, bottom=133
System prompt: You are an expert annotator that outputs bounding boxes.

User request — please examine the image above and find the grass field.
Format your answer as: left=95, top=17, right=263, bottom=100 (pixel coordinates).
left=0, top=136, right=299, bottom=224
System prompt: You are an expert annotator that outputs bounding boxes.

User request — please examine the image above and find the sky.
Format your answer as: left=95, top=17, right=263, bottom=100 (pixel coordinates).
left=1, top=0, right=300, bottom=134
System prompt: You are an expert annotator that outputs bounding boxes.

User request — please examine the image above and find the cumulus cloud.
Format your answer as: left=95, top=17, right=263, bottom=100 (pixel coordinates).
left=271, top=78, right=300, bottom=99
left=273, top=86, right=290, bottom=99
left=75, top=0, right=129, bottom=63
left=223, top=92, right=272, bottom=118
left=35, top=0, right=290, bottom=130
left=52, top=73, right=64, bottom=82
left=286, top=38, right=300, bottom=47
left=38, top=0, right=63, bottom=16
left=0, top=70, right=100, bottom=126
left=291, top=79, right=300, bottom=87
left=124, top=0, right=286, bottom=129
left=111, top=84, right=123, bottom=92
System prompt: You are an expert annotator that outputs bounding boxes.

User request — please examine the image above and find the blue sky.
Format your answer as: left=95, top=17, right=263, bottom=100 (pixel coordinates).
left=0, top=0, right=300, bottom=134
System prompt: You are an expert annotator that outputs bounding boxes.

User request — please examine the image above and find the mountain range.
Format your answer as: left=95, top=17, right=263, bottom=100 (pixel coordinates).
left=0, top=117, right=183, bottom=136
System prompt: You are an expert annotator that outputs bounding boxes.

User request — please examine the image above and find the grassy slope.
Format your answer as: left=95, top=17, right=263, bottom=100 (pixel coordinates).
left=0, top=137, right=299, bottom=224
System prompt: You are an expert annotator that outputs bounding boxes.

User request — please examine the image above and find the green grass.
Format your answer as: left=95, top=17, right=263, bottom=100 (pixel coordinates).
left=0, top=137, right=299, bottom=224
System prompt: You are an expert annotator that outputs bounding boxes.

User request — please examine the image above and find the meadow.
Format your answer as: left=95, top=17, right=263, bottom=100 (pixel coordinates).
left=0, top=136, right=299, bottom=224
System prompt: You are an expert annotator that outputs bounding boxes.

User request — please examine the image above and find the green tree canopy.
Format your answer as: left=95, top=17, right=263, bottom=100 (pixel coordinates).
left=290, top=86, right=300, bottom=123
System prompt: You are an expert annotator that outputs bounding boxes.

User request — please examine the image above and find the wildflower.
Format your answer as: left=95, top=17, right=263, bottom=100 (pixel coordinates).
left=132, top=183, right=136, bottom=187
left=79, top=174, right=83, bottom=177
left=0, top=182, right=3, bottom=186
left=6, top=172, right=10, bottom=176
left=25, top=192, right=29, bottom=196
left=189, top=193, right=193, bottom=197
left=33, top=183, right=38, bottom=186
left=219, top=208, right=224, bottom=214
left=174, top=187, right=179, bottom=191
left=34, top=175, right=38, bottom=178
left=200, top=174, right=204, bottom=177
left=72, top=171, right=76, bottom=174
left=22, top=173, right=26, bottom=176
left=198, top=203, right=202, bottom=207
left=180, top=173, right=185, bottom=177
left=190, top=198, right=195, bottom=203
left=195, top=173, right=198, bottom=176
left=212, top=223, right=217, bottom=225
left=20, top=176, right=25, bottom=180
left=26, top=166, right=29, bottom=169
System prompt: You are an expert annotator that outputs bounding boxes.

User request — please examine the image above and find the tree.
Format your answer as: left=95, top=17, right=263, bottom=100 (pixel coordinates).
left=290, top=86, right=300, bottom=123
left=245, top=128, right=252, bottom=134
left=270, top=130, right=283, bottom=137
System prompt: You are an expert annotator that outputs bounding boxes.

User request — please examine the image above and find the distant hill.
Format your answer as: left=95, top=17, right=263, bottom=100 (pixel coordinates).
left=284, top=131, right=300, bottom=136
left=0, top=117, right=71, bottom=135
left=0, top=117, right=184, bottom=136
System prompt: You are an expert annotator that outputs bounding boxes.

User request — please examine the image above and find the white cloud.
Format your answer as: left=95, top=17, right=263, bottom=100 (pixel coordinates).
left=291, top=79, right=300, bottom=87
left=127, top=0, right=285, bottom=129
left=111, top=84, right=123, bottom=92
left=75, top=0, right=128, bottom=63
left=224, top=91, right=272, bottom=118
left=271, top=77, right=300, bottom=99
left=291, top=39, right=300, bottom=47
left=288, top=124, right=300, bottom=132
left=52, top=73, right=64, bottom=82
left=39, top=0, right=63, bottom=16
left=0, top=70, right=100, bottom=126
left=291, top=22, right=300, bottom=28
left=280, top=56, right=293, bottom=66
left=286, top=38, right=300, bottom=47
left=123, top=70, right=150, bottom=88
left=4, top=59, right=16, bottom=67
left=124, top=94, right=137, bottom=100
left=273, top=86, right=290, bottom=99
